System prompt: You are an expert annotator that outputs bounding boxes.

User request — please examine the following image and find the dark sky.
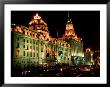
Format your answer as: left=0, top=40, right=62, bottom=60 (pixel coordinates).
left=11, top=11, right=100, bottom=51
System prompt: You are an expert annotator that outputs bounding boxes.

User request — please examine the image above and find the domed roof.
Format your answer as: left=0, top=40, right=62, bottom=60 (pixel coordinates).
left=29, top=13, right=47, bottom=26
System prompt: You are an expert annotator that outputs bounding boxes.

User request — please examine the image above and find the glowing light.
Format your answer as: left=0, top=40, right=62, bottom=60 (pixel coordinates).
left=86, top=48, right=91, bottom=52
left=12, top=24, right=15, bottom=25
left=60, top=68, right=63, bottom=72
left=34, top=13, right=41, bottom=19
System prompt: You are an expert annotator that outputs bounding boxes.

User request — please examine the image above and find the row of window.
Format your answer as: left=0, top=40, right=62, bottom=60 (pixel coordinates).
left=16, top=43, right=69, bottom=55
left=17, top=37, right=39, bottom=44
left=16, top=43, right=39, bottom=50
left=17, top=37, right=71, bottom=48
left=23, top=39, right=36, bottom=44
left=16, top=37, right=45, bottom=46
left=17, top=61, right=36, bottom=64
left=23, top=51, right=36, bottom=57
left=23, top=30, right=41, bottom=38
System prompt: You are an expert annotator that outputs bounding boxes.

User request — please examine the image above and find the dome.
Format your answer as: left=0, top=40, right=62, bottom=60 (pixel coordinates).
left=29, top=13, right=47, bottom=26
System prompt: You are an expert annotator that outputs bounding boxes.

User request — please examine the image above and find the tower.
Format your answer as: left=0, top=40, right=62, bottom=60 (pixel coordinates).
left=29, top=13, right=50, bottom=41
left=64, top=12, right=75, bottom=37
left=62, top=12, right=83, bottom=65
left=29, top=13, right=48, bottom=32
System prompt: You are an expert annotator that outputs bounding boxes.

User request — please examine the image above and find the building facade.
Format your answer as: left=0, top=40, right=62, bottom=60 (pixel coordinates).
left=11, top=13, right=84, bottom=70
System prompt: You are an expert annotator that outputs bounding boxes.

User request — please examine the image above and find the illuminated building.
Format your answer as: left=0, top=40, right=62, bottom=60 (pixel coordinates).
left=93, top=51, right=100, bottom=65
left=62, top=12, right=84, bottom=65
left=11, top=13, right=84, bottom=70
left=84, top=48, right=94, bottom=65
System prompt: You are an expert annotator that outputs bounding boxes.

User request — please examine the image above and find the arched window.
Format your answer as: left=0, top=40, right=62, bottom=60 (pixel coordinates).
left=23, top=30, right=25, bottom=34
left=30, top=33, right=32, bottom=36
left=33, top=34, right=34, bottom=37
left=16, top=43, right=20, bottom=48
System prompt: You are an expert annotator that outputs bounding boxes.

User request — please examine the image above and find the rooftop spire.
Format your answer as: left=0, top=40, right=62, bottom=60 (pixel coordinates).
left=67, top=11, right=72, bottom=24
left=68, top=11, right=69, bottom=19
left=57, top=29, right=58, bottom=38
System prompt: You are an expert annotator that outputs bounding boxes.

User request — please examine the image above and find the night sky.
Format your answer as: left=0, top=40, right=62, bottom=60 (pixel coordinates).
left=11, top=11, right=100, bottom=51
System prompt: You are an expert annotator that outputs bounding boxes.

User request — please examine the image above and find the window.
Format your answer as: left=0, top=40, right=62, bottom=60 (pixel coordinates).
left=34, top=53, right=35, bottom=57
left=33, top=34, right=34, bottom=37
left=30, top=40, right=32, bottom=43
left=17, top=37, right=19, bottom=41
left=41, top=48, right=43, bottom=52
left=23, top=45, right=25, bottom=48
left=33, top=46, right=35, bottom=50
left=16, top=43, right=19, bottom=48
left=30, top=52, right=32, bottom=57
left=27, top=45, right=29, bottom=50
left=24, top=65, right=25, bottom=68
left=41, top=42, right=43, bottom=45
left=23, top=51, right=25, bottom=56
left=27, top=40, right=29, bottom=43
left=23, top=39, right=25, bottom=42
left=27, top=52, right=29, bottom=56
left=23, top=31, right=25, bottom=34
left=33, top=40, right=35, bottom=44
left=36, top=42, right=38, bottom=45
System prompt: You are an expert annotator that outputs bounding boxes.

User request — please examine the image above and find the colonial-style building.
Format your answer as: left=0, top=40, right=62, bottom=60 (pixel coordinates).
left=11, top=13, right=84, bottom=70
